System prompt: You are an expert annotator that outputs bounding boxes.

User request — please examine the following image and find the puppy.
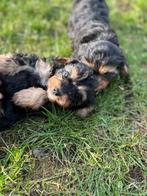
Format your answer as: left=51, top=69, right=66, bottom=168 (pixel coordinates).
left=11, top=58, right=98, bottom=118
left=47, top=60, right=107, bottom=117
left=68, top=0, right=129, bottom=85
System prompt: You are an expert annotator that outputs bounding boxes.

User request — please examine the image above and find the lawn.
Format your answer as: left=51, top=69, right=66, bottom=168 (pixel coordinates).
left=0, top=0, right=147, bottom=195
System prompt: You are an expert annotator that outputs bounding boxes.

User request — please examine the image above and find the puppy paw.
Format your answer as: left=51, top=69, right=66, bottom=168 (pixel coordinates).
left=75, top=106, right=94, bottom=118
left=13, top=87, right=48, bottom=110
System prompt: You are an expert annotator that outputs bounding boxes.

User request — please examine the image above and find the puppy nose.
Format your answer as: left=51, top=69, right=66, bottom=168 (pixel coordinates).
left=53, top=88, right=60, bottom=96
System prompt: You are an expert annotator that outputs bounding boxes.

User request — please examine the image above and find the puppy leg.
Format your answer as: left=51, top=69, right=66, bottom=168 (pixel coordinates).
left=75, top=105, right=94, bottom=118
left=75, top=92, right=96, bottom=118
left=95, top=72, right=117, bottom=91
left=0, top=54, right=34, bottom=75
left=96, top=77, right=110, bottom=91
left=119, top=64, right=129, bottom=80
left=0, top=54, right=19, bottom=75
left=12, top=87, right=48, bottom=110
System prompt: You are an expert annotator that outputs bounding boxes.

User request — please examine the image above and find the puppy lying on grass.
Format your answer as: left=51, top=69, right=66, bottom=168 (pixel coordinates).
left=0, top=54, right=101, bottom=131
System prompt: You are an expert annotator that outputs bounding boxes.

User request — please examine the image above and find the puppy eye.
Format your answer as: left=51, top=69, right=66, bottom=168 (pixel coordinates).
left=63, top=71, right=69, bottom=79
left=53, top=88, right=60, bottom=96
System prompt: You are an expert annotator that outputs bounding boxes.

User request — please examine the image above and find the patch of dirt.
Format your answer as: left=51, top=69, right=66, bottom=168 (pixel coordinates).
left=128, top=166, right=144, bottom=182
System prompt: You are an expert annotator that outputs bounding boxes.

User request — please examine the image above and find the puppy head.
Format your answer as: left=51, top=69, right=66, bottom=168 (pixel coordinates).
left=47, top=59, right=96, bottom=110
left=47, top=74, right=77, bottom=108
left=47, top=73, right=94, bottom=109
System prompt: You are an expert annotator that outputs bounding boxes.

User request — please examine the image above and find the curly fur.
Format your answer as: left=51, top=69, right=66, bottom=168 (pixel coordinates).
left=68, top=0, right=128, bottom=79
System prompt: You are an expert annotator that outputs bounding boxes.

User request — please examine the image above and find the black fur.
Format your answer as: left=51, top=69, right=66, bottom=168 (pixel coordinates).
left=47, top=61, right=100, bottom=117
left=68, top=0, right=128, bottom=77
left=0, top=68, right=45, bottom=131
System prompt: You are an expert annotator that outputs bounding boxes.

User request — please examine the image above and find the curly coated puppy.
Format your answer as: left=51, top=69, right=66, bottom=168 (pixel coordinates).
left=68, top=0, right=128, bottom=84
left=47, top=59, right=110, bottom=117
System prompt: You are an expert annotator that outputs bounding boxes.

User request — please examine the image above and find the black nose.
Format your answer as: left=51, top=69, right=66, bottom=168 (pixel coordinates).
left=53, top=88, right=60, bottom=96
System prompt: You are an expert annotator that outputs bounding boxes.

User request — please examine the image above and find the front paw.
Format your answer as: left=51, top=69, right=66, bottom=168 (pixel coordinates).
left=75, top=106, right=94, bottom=118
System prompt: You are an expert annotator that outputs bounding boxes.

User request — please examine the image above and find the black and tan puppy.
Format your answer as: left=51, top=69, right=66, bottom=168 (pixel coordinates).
left=68, top=0, right=129, bottom=86
left=47, top=59, right=109, bottom=117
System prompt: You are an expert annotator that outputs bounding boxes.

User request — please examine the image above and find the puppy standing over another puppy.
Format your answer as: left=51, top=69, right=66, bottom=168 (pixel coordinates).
left=46, top=0, right=129, bottom=117
left=0, top=0, right=129, bottom=130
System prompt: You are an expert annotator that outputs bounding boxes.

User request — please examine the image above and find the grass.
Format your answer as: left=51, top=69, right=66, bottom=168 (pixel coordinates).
left=0, top=0, right=147, bottom=195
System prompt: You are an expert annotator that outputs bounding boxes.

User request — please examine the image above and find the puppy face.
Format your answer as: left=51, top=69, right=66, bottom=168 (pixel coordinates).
left=47, top=60, right=95, bottom=109
left=47, top=74, right=77, bottom=108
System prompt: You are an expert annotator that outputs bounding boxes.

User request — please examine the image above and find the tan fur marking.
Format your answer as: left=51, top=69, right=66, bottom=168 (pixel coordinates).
left=0, top=58, right=19, bottom=75
left=47, top=76, right=71, bottom=108
left=71, top=67, right=79, bottom=79
left=98, top=65, right=118, bottom=74
left=81, top=59, right=95, bottom=69
left=13, top=87, right=48, bottom=110
left=0, top=54, right=12, bottom=60
left=95, top=77, right=109, bottom=91
left=56, top=95, right=71, bottom=108
left=75, top=106, right=94, bottom=118
left=47, top=90, right=71, bottom=108
left=47, top=75, right=62, bottom=90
